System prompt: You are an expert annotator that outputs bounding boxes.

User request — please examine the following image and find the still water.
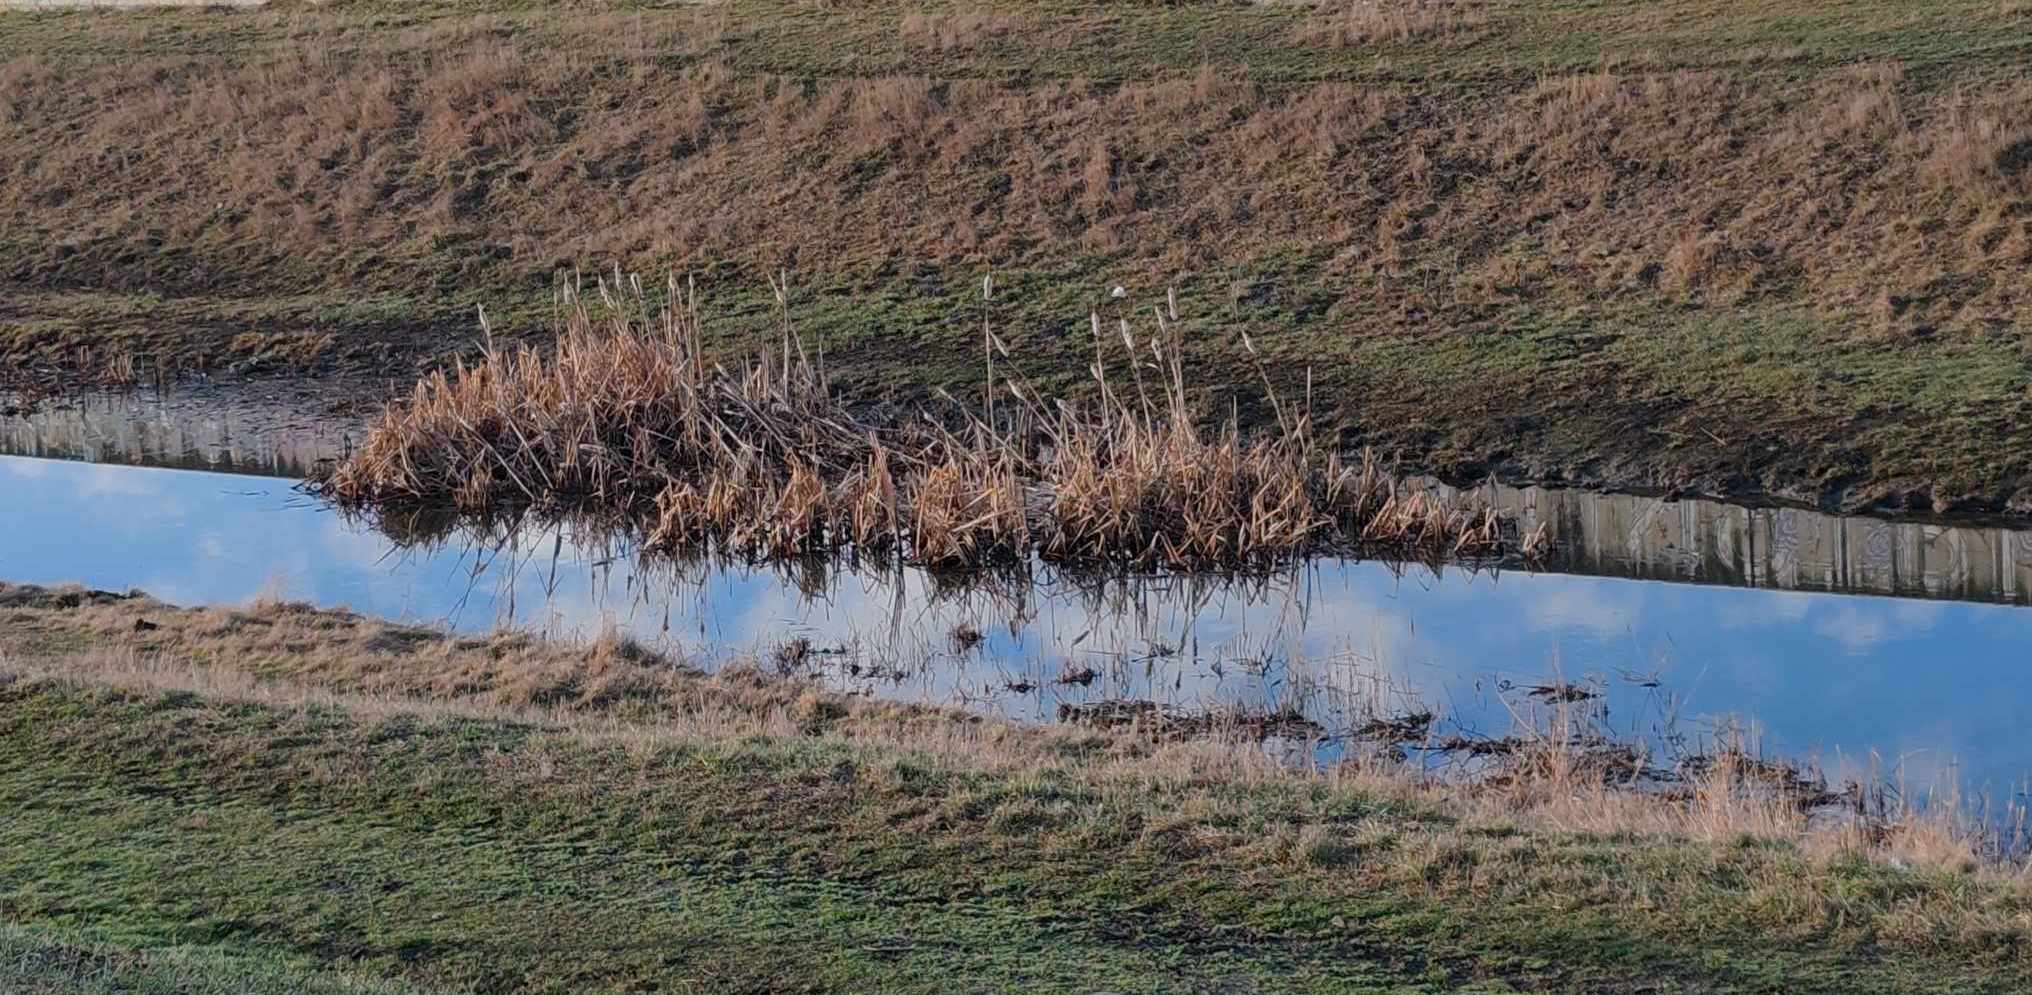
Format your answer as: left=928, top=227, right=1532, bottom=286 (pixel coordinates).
left=0, top=379, right=360, bottom=478
left=1, top=449, right=2028, bottom=798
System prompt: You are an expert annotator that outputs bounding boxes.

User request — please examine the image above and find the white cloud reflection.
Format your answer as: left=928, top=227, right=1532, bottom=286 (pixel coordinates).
left=1, top=454, right=2026, bottom=790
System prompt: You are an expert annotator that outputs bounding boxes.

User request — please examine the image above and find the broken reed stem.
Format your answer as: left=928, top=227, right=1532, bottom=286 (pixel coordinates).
left=315, top=275, right=1517, bottom=571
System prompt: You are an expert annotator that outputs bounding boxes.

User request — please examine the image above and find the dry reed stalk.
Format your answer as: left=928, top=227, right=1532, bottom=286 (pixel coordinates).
left=316, top=276, right=1520, bottom=570
left=909, top=445, right=1029, bottom=568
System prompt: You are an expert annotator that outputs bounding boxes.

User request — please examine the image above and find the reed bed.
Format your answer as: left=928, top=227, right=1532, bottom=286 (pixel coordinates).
left=316, top=275, right=1516, bottom=570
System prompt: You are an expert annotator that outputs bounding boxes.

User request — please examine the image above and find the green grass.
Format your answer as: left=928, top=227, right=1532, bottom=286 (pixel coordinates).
left=0, top=586, right=2026, bottom=993
left=0, top=674, right=2025, bottom=994
left=0, top=924, right=425, bottom=995
left=5, top=0, right=2028, bottom=84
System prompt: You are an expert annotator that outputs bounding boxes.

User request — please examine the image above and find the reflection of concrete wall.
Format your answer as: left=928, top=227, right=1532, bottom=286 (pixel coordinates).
left=1447, top=481, right=2032, bottom=606
left=0, top=393, right=337, bottom=479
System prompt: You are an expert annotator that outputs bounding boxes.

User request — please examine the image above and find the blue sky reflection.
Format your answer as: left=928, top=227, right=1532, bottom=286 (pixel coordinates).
left=3, top=454, right=2026, bottom=797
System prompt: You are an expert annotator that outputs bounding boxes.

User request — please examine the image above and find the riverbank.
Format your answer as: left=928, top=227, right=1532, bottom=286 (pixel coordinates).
left=5, top=1, right=2032, bottom=514
left=0, top=581, right=2025, bottom=993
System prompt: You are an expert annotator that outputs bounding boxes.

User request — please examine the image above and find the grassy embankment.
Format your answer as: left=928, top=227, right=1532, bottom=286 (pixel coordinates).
left=0, top=581, right=2027, bottom=994
left=3, top=1, right=2032, bottom=511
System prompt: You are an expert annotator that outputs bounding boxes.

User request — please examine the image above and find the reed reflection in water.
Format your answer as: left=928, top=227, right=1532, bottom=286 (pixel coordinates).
left=3, top=453, right=2026, bottom=796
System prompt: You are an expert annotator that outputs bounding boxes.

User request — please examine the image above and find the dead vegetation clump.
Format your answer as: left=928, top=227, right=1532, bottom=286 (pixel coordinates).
left=1054, top=671, right=1939, bottom=854
left=313, top=275, right=1516, bottom=571
left=1058, top=698, right=1327, bottom=742
left=322, top=272, right=876, bottom=553
left=1036, top=364, right=1501, bottom=564
left=0, top=581, right=981, bottom=741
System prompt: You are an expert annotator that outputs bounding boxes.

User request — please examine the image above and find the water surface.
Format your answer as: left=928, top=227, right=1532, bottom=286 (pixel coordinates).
left=0, top=380, right=361, bottom=478
left=2, top=452, right=2027, bottom=799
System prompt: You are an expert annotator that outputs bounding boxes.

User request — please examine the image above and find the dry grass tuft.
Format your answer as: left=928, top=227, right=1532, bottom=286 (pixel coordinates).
left=898, top=11, right=1032, bottom=53
left=315, top=276, right=1514, bottom=570
left=1289, top=0, right=1499, bottom=48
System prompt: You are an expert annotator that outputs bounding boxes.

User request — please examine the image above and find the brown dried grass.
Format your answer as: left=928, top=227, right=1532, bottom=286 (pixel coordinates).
left=7, top=41, right=2031, bottom=331
left=898, top=11, right=1033, bottom=53
left=315, top=276, right=1510, bottom=569
left=1289, top=0, right=1499, bottom=48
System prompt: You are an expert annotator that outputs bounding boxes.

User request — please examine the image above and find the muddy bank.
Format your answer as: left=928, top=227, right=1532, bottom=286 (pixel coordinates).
left=10, top=288, right=2032, bottom=522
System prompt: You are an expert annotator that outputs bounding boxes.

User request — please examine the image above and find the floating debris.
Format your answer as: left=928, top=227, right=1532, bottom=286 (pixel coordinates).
left=1058, top=699, right=1326, bottom=742
left=843, top=661, right=910, bottom=682
left=772, top=637, right=813, bottom=672
left=1429, top=734, right=1653, bottom=785
left=1678, top=749, right=1863, bottom=813
left=1354, top=710, right=1435, bottom=744
left=1499, top=679, right=1601, bottom=703
left=1530, top=684, right=1597, bottom=703
left=950, top=624, right=986, bottom=653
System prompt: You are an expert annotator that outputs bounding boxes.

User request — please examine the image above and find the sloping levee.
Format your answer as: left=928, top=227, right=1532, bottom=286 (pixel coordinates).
left=1, top=1, right=263, bottom=7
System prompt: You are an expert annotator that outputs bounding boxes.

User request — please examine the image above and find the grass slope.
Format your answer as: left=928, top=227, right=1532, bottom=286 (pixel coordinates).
left=1, top=1, right=2031, bottom=505
left=0, top=582, right=2027, bottom=993
left=3, top=1, right=2032, bottom=511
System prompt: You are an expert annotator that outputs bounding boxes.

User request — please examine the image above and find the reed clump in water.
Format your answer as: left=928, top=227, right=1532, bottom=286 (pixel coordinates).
left=316, top=274, right=1514, bottom=569
left=322, top=274, right=866, bottom=520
